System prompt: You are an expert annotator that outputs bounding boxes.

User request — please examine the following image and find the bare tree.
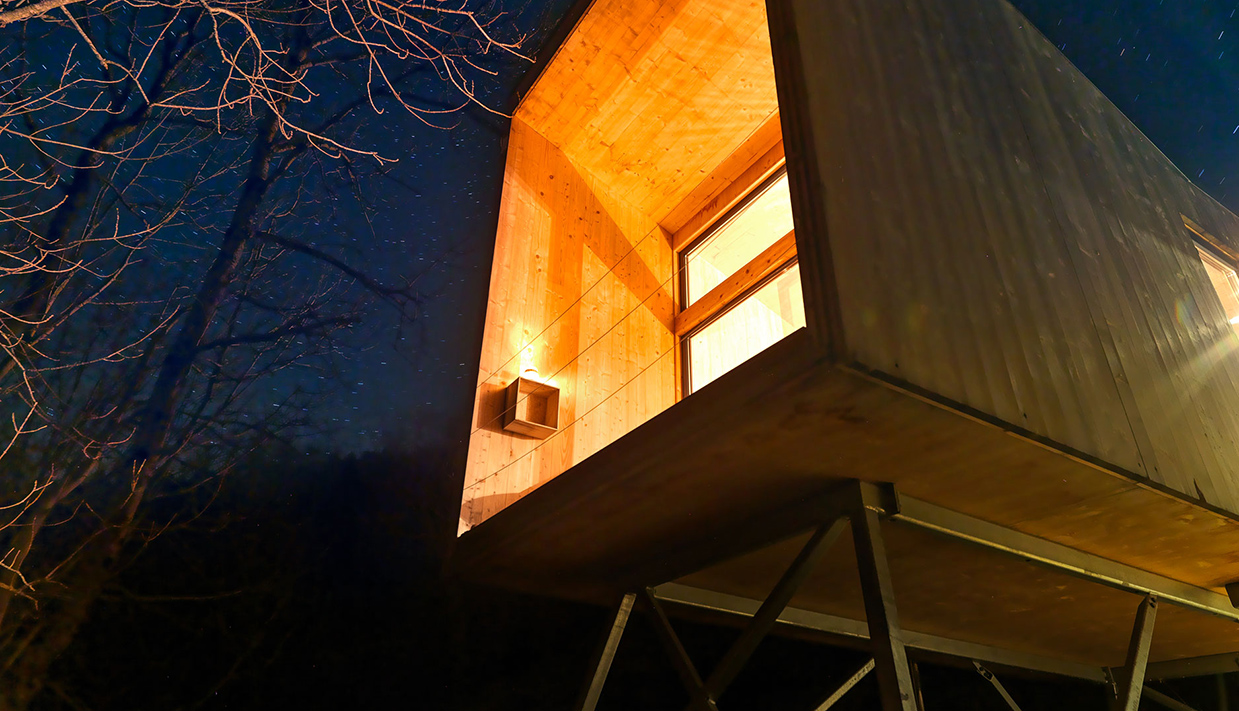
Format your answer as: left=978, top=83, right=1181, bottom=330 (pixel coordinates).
left=0, top=0, right=529, bottom=706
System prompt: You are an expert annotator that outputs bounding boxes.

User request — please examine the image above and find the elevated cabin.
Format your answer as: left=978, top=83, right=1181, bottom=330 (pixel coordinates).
left=456, top=0, right=1239, bottom=706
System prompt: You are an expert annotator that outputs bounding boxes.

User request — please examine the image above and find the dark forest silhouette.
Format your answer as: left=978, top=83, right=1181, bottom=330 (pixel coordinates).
left=34, top=446, right=1222, bottom=710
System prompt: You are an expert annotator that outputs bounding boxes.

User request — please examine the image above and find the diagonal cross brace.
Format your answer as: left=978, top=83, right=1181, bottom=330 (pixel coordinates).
left=574, top=593, right=637, bottom=711
left=1143, top=687, right=1204, bottom=711
left=643, top=588, right=720, bottom=711
left=973, top=661, right=1024, bottom=711
left=813, top=657, right=876, bottom=711
left=699, top=516, right=850, bottom=701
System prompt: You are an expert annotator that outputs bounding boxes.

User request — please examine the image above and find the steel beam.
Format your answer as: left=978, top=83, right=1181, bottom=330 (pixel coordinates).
left=700, top=516, right=847, bottom=703
left=813, top=658, right=875, bottom=711
left=909, top=662, right=926, bottom=711
left=974, top=661, right=1024, bottom=711
left=1147, top=653, right=1239, bottom=680
left=651, top=583, right=1108, bottom=682
left=890, top=495, right=1239, bottom=623
left=641, top=588, right=719, bottom=711
left=1143, top=687, right=1203, bottom=711
left=574, top=593, right=636, bottom=711
left=851, top=496, right=918, bottom=711
left=1115, top=595, right=1159, bottom=711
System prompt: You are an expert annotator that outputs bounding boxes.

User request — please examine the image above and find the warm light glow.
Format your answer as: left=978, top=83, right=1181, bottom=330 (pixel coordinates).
left=684, top=173, right=796, bottom=306
left=682, top=169, right=804, bottom=394
left=687, top=263, right=806, bottom=393
left=518, top=344, right=537, bottom=374
left=1196, top=244, right=1239, bottom=335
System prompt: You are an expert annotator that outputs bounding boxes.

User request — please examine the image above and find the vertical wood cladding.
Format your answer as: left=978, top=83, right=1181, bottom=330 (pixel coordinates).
left=787, top=0, right=1239, bottom=511
left=459, top=119, right=676, bottom=532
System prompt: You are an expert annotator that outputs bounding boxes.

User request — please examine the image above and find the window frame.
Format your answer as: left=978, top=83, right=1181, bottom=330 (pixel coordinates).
left=1185, top=215, right=1239, bottom=334
left=675, top=166, right=800, bottom=394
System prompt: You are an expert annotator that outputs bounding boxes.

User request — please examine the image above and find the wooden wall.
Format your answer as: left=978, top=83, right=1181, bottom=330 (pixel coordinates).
left=782, top=0, right=1239, bottom=513
left=460, top=0, right=785, bottom=532
left=458, top=119, right=676, bottom=532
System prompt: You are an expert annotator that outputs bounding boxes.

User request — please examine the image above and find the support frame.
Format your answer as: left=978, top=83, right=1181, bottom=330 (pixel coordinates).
left=573, top=480, right=1239, bottom=707
left=1114, top=595, right=1159, bottom=711
left=813, top=658, right=875, bottom=711
left=574, top=593, right=636, bottom=711
left=973, top=661, right=1025, bottom=711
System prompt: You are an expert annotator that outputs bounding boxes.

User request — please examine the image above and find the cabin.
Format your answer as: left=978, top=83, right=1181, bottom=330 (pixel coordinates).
left=454, top=0, right=1239, bottom=708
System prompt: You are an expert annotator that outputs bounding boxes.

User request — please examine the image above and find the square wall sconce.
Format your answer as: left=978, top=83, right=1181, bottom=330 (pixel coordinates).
left=503, top=375, right=560, bottom=439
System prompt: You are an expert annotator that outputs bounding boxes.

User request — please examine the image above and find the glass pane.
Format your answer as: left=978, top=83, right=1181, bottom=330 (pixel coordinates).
left=684, top=173, right=795, bottom=305
left=687, top=263, right=806, bottom=393
left=1197, top=245, right=1239, bottom=334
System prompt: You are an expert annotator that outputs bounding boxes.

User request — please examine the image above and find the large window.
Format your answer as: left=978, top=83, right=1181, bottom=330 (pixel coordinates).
left=1195, top=241, right=1239, bottom=335
left=679, top=170, right=806, bottom=394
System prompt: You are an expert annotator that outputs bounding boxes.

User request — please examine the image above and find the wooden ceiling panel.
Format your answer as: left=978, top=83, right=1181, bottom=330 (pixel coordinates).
left=517, top=0, right=780, bottom=222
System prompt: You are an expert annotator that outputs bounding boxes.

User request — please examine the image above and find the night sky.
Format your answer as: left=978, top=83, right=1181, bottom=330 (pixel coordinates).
left=345, top=1, right=1239, bottom=451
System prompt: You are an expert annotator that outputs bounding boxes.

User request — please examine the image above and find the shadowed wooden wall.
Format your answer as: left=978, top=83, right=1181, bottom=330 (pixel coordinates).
left=783, top=0, right=1239, bottom=514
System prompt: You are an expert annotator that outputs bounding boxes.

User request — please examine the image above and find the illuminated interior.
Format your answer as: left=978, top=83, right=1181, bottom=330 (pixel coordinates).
left=1196, top=243, right=1239, bottom=333
left=683, top=171, right=805, bottom=393
left=461, top=0, right=786, bottom=529
left=684, top=173, right=797, bottom=304
left=687, top=263, right=805, bottom=392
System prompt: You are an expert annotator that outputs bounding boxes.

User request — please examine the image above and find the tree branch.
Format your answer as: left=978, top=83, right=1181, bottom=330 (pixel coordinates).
left=0, top=0, right=87, bottom=27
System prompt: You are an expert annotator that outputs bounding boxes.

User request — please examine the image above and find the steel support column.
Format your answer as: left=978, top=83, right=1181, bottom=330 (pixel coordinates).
left=851, top=489, right=918, bottom=711
left=1115, top=595, right=1159, bottom=711
left=574, top=593, right=636, bottom=711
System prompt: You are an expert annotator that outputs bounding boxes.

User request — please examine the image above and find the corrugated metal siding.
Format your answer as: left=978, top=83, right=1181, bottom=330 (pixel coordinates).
left=788, top=0, right=1239, bottom=512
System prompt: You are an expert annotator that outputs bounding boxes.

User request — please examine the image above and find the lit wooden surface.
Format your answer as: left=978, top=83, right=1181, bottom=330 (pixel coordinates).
left=459, top=118, right=676, bottom=530
left=463, top=0, right=791, bottom=530
left=670, top=135, right=786, bottom=253
left=515, top=0, right=780, bottom=225
left=455, top=335, right=1239, bottom=666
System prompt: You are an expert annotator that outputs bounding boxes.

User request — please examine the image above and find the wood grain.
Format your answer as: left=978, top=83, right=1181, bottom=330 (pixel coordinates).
left=515, top=0, right=780, bottom=225
left=459, top=119, right=676, bottom=530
